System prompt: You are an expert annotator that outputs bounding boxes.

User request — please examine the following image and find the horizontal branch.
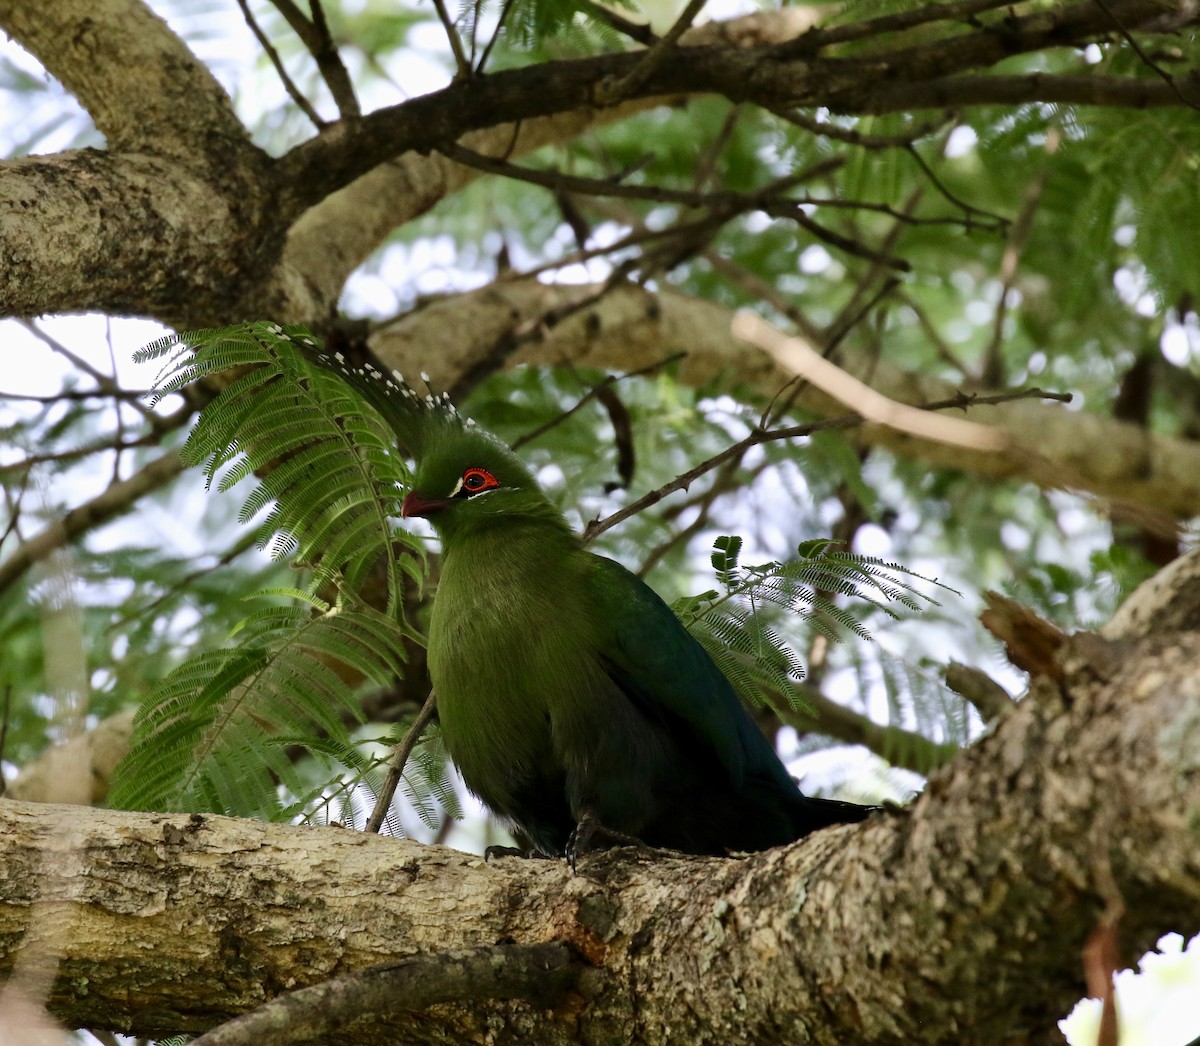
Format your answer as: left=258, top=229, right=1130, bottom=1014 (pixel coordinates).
left=2, top=549, right=1199, bottom=1042
left=274, top=0, right=1189, bottom=221
left=368, top=280, right=1200, bottom=519
left=782, top=685, right=960, bottom=775
left=866, top=71, right=1200, bottom=114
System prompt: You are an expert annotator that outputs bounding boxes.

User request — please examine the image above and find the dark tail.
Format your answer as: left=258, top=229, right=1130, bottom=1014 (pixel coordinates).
left=791, top=793, right=879, bottom=835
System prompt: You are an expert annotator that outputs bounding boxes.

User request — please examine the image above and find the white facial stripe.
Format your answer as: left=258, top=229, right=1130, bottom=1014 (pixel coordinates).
left=448, top=476, right=465, bottom=497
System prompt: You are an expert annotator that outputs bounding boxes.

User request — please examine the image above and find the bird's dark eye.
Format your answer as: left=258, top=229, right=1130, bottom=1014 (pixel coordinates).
left=458, top=466, right=500, bottom=497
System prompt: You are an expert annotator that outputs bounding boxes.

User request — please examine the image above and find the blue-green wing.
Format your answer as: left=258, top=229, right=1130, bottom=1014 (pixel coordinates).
left=584, top=553, right=794, bottom=792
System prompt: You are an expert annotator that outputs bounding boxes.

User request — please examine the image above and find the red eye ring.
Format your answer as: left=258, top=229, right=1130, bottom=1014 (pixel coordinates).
left=460, top=467, right=500, bottom=495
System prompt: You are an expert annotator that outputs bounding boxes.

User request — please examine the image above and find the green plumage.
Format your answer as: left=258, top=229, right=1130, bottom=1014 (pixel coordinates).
left=316, top=346, right=874, bottom=856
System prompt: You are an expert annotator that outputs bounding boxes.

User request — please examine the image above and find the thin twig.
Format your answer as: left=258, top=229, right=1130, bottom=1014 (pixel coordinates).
left=596, top=0, right=709, bottom=105
left=267, top=0, right=361, bottom=118
left=17, top=320, right=157, bottom=423
left=474, top=0, right=518, bottom=74
left=511, top=352, right=686, bottom=451
left=446, top=142, right=968, bottom=227
left=0, top=450, right=187, bottom=599
left=236, top=0, right=324, bottom=127
left=0, top=388, right=151, bottom=403
left=1094, top=0, right=1200, bottom=112
left=895, top=290, right=970, bottom=378
left=431, top=0, right=473, bottom=80
left=582, top=386, right=1070, bottom=544
left=0, top=404, right=195, bottom=475
left=905, top=142, right=1006, bottom=229
left=637, top=452, right=753, bottom=576
left=770, top=106, right=950, bottom=151
left=107, top=530, right=263, bottom=632
left=364, top=690, right=438, bottom=835
left=701, top=248, right=825, bottom=344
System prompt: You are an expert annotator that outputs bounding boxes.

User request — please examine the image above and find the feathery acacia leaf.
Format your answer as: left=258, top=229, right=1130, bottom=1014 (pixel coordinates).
left=676, top=536, right=953, bottom=714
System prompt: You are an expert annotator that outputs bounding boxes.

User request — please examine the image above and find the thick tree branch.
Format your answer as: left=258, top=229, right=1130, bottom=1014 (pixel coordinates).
left=3, top=2, right=1194, bottom=325
left=0, top=147, right=274, bottom=322
left=273, top=0, right=1189, bottom=220
left=1, top=550, right=1198, bottom=1041
left=368, top=280, right=1200, bottom=519
left=0, top=0, right=248, bottom=152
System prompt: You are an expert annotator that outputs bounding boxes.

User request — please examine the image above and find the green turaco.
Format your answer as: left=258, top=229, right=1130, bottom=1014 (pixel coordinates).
left=318, top=347, right=874, bottom=859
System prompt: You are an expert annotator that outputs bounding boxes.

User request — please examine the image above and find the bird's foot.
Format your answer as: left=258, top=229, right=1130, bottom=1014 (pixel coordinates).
left=484, top=845, right=554, bottom=861
left=566, top=815, right=651, bottom=872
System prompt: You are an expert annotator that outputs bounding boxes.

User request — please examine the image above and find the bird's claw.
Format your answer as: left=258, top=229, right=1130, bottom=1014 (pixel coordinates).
left=484, top=844, right=554, bottom=861
left=566, top=815, right=651, bottom=871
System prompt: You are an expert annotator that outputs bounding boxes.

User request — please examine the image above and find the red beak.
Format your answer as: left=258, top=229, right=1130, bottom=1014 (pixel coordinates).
left=401, top=491, right=448, bottom=518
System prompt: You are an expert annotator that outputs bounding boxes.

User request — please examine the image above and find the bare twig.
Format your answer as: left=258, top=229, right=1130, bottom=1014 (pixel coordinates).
left=637, top=452, right=752, bottom=576
left=0, top=399, right=195, bottom=475
left=511, top=352, right=685, bottom=451
left=473, top=0, right=518, bottom=74
left=904, top=141, right=1007, bottom=229
left=701, top=248, right=825, bottom=344
left=236, top=0, right=324, bottom=127
left=17, top=320, right=157, bottom=424
left=770, top=106, right=949, bottom=151
left=895, top=290, right=971, bottom=378
left=596, top=0, right=710, bottom=104
left=364, top=690, right=439, bottom=835
left=583, top=385, right=1070, bottom=544
left=431, top=0, right=473, bottom=80
left=445, top=143, right=973, bottom=230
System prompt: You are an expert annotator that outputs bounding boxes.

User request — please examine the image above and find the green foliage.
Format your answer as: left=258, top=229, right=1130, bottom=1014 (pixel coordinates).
left=109, top=592, right=409, bottom=817
left=111, top=324, right=434, bottom=820
left=135, top=322, right=423, bottom=615
left=675, top=535, right=952, bottom=714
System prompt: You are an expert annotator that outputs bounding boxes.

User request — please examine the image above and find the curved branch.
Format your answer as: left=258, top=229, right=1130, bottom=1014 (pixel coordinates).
left=0, top=0, right=248, bottom=152
left=190, top=943, right=581, bottom=1046
left=272, top=0, right=1187, bottom=221
left=368, top=280, right=1200, bottom=519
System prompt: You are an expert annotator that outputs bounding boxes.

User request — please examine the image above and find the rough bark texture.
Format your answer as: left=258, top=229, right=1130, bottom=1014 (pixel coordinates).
left=369, top=280, right=1200, bottom=518
left=3, top=0, right=1200, bottom=512
left=2, top=551, right=1199, bottom=1043
left=4, top=3, right=1200, bottom=1040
